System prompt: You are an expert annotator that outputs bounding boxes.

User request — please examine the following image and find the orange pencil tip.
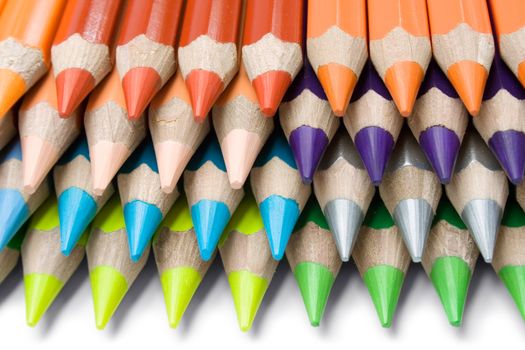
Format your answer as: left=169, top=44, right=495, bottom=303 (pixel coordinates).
left=122, top=67, right=161, bottom=120
left=56, top=68, right=95, bottom=117
left=384, top=62, right=424, bottom=117
left=0, top=69, right=27, bottom=117
left=447, top=61, right=488, bottom=117
left=317, top=64, right=357, bottom=117
left=185, top=70, right=224, bottom=122
left=518, top=62, right=525, bottom=89
left=252, top=71, right=292, bottom=117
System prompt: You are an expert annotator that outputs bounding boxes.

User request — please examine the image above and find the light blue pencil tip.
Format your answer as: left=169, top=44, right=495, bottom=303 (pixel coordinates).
left=260, top=195, right=300, bottom=260
left=0, top=189, right=29, bottom=250
left=191, top=199, right=230, bottom=261
left=124, top=200, right=163, bottom=262
left=59, top=187, right=97, bottom=256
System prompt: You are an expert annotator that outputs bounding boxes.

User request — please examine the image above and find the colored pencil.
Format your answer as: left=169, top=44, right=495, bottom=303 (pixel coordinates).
left=242, top=0, right=303, bottom=116
left=368, top=0, right=431, bottom=117
left=353, top=195, right=410, bottom=328
left=474, top=52, right=525, bottom=185
left=489, top=0, right=525, bottom=87
left=280, top=56, right=340, bottom=184
left=0, top=223, right=27, bottom=285
left=286, top=196, right=341, bottom=327
left=21, top=195, right=87, bottom=327
left=87, top=194, right=150, bottom=330
left=118, top=137, right=179, bottom=262
left=19, top=71, right=81, bottom=194
left=213, top=64, right=274, bottom=189
left=379, top=128, right=441, bottom=262
left=306, top=0, right=367, bottom=116
left=250, top=129, right=311, bottom=260
left=184, top=134, right=244, bottom=261
left=445, top=127, right=509, bottom=262
left=116, top=0, right=182, bottom=120
left=53, top=134, right=114, bottom=256
left=408, top=60, right=469, bottom=184
left=149, top=70, right=210, bottom=194
left=427, top=0, right=494, bottom=116
left=85, top=69, right=146, bottom=195
left=0, top=109, right=15, bottom=151
left=153, top=195, right=213, bottom=329
left=492, top=195, right=525, bottom=320
left=52, top=0, right=121, bottom=116
left=313, top=128, right=374, bottom=261
left=179, top=0, right=242, bottom=122
left=0, top=0, right=65, bottom=117
left=219, top=191, right=278, bottom=332
left=344, top=61, right=403, bottom=185
left=422, top=196, right=479, bottom=326
left=0, top=138, right=50, bottom=250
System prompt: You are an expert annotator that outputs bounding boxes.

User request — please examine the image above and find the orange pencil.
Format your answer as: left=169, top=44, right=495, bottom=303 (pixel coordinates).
left=52, top=0, right=122, bottom=116
left=179, top=0, right=243, bottom=122
left=0, top=0, right=6, bottom=15
left=116, top=0, right=183, bottom=120
left=489, top=0, right=525, bottom=87
left=427, top=0, right=495, bottom=116
left=242, top=0, right=303, bottom=117
left=368, top=0, right=431, bottom=117
left=85, top=69, right=146, bottom=195
left=0, top=0, right=65, bottom=118
left=19, top=71, right=81, bottom=194
left=213, top=63, right=274, bottom=189
left=149, top=70, right=210, bottom=194
left=307, top=0, right=367, bottom=117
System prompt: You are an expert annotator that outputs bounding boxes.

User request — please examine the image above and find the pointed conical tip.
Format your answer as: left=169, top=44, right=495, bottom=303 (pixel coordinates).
left=294, top=262, right=335, bottom=327
left=90, top=142, right=130, bottom=195
left=222, top=130, right=263, bottom=190
left=317, top=63, right=357, bottom=116
left=22, top=136, right=58, bottom=194
left=56, top=68, right=95, bottom=116
left=289, top=126, right=329, bottom=184
left=354, top=127, right=395, bottom=185
left=90, top=266, right=128, bottom=330
left=0, top=68, right=26, bottom=117
left=192, top=200, right=230, bottom=261
left=186, top=70, right=223, bottom=122
left=122, top=67, right=160, bottom=120
left=384, top=61, right=424, bottom=117
left=518, top=62, right=525, bottom=89
left=499, top=266, right=525, bottom=320
left=447, top=61, right=488, bottom=116
left=324, top=200, right=364, bottom=262
left=252, top=71, right=292, bottom=116
left=228, top=270, right=269, bottom=332
left=154, top=141, right=192, bottom=194
left=124, top=201, right=163, bottom=262
left=24, top=274, right=63, bottom=327
left=488, top=130, right=525, bottom=185
left=419, top=126, right=461, bottom=184
left=461, top=200, right=501, bottom=263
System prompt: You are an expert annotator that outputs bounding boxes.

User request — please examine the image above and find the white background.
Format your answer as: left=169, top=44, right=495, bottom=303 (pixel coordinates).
left=0, top=256, right=524, bottom=349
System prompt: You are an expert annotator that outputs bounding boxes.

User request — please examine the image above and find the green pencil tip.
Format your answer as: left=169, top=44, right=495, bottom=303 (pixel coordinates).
left=160, top=267, right=202, bottom=328
left=430, top=257, right=472, bottom=327
left=499, top=265, right=525, bottom=320
left=90, top=266, right=128, bottom=330
left=363, top=265, right=404, bottom=328
left=228, top=270, right=269, bottom=332
left=293, top=262, right=335, bottom=327
left=24, top=274, right=64, bottom=327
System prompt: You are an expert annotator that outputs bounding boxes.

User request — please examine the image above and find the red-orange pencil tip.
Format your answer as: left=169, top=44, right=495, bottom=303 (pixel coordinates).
left=518, top=62, right=525, bottom=89
left=122, top=67, right=161, bottom=120
left=384, top=62, right=425, bottom=117
left=447, top=61, right=488, bottom=117
left=56, top=68, right=95, bottom=117
left=317, top=64, right=357, bottom=117
left=185, top=70, right=224, bottom=122
left=0, top=69, right=27, bottom=118
left=252, top=71, right=292, bottom=117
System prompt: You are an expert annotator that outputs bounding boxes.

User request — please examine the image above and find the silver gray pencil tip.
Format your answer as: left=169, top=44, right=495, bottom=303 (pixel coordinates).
left=324, top=199, right=364, bottom=262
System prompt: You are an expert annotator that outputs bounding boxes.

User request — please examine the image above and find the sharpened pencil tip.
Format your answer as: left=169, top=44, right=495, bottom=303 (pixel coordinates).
left=122, top=67, right=160, bottom=120
left=253, top=71, right=292, bottom=117
left=447, top=61, right=487, bottom=117
left=186, top=70, right=224, bottom=122
left=317, top=63, right=357, bottom=117
left=56, top=68, right=95, bottom=117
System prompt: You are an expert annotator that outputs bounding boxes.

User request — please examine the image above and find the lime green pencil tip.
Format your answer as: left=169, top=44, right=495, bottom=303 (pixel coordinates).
left=90, top=266, right=128, bottom=330
left=499, top=266, right=525, bottom=320
left=24, top=273, right=64, bottom=327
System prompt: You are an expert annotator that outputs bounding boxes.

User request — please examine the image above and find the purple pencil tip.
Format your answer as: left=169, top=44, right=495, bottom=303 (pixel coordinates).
left=419, top=126, right=461, bottom=184
left=289, top=125, right=329, bottom=184
left=354, top=126, right=395, bottom=185
left=488, top=130, right=525, bottom=185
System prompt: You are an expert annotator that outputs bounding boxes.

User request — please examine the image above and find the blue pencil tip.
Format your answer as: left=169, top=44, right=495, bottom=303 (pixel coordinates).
left=260, top=195, right=300, bottom=260
left=58, top=187, right=97, bottom=256
left=191, top=200, right=230, bottom=261
left=0, top=189, right=29, bottom=250
left=124, top=200, right=163, bottom=262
